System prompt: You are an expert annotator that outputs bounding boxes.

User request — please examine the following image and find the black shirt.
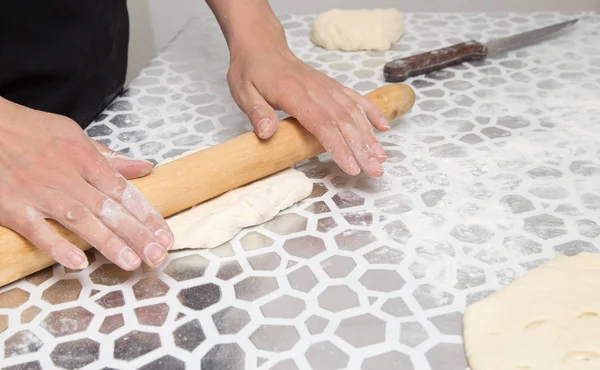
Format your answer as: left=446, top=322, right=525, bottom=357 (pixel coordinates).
left=0, top=1, right=129, bottom=129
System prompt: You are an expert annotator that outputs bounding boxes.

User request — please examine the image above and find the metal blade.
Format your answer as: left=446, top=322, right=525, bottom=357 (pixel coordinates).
left=486, top=18, right=578, bottom=55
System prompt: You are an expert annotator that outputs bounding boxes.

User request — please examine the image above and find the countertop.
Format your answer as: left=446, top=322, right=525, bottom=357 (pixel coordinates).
left=1, top=11, right=599, bottom=370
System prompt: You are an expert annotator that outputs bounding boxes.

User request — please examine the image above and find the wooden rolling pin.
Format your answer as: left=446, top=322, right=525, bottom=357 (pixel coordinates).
left=0, top=83, right=415, bottom=287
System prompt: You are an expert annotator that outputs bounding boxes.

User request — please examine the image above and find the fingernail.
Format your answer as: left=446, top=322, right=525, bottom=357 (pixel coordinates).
left=131, top=158, right=154, bottom=165
left=257, top=118, right=272, bottom=138
left=144, top=243, right=167, bottom=266
left=348, top=157, right=360, bottom=175
left=120, top=246, right=141, bottom=268
left=369, top=157, right=384, bottom=174
left=380, top=117, right=391, bottom=130
left=138, top=165, right=153, bottom=177
left=156, top=229, right=173, bottom=250
left=67, top=251, right=88, bottom=269
left=138, top=159, right=155, bottom=166
left=373, top=143, right=387, bottom=161
left=107, top=151, right=155, bottom=166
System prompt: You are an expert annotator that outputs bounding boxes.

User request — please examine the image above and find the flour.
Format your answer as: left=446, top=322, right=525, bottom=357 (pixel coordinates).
left=6, top=330, right=42, bottom=356
left=498, top=86, right=600, bottom=161
left=98, top=198, right=125, bottom=229
left=395, top=82, right=600, bottom=291
left=119, top=181, right=160, bottom=226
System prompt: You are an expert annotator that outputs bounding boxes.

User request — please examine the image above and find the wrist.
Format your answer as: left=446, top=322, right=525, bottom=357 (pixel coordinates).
left=206, top=0, right=290, bottom=61
left=228, top=18, right=288, bottom=57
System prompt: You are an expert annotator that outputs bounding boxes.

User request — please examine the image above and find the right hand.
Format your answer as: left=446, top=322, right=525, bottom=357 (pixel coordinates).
left=0, top=97, right=174, bottom=271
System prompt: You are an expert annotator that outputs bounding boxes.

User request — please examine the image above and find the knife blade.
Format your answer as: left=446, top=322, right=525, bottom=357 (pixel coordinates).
left=383, top=18, right=579, bottom=83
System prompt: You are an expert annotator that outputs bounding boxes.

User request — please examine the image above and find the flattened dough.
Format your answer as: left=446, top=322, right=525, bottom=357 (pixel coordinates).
left=463, top=252, right=600, bottom=370
left=166, top=168, right=312, bottom=250
left=310, top=8, right=404, bottom=51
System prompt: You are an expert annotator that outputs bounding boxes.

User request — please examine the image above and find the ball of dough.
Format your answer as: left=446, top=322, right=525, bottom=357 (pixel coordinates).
left=310, top=8, right=405, bottom=51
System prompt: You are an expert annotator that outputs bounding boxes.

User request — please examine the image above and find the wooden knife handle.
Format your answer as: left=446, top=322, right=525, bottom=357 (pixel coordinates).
left=0, top=83, right=416, bottom=288
left=384, top=41, right=488, bottom=82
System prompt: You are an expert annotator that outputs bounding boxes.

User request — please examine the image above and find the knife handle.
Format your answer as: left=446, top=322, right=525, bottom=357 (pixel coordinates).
left=384, top=41, right=488, bottom=82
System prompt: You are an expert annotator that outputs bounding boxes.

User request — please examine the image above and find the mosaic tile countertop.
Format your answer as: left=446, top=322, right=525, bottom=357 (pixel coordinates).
left=1, top=11, right=600, bottom=370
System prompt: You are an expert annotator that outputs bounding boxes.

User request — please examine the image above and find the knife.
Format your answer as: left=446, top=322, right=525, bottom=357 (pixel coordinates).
left=383, top=18, right=578, bottom=82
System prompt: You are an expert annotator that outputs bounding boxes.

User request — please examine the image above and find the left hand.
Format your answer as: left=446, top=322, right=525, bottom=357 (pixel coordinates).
left=226, top=43, right=391, bottom=177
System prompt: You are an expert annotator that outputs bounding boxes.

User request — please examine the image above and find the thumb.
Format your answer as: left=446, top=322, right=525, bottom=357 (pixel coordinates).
left=234, top=83, right=279, bottom=139
left=89, top=139, right=154, bottom=179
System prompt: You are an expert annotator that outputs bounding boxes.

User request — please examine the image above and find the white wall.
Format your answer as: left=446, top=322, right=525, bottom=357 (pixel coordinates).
left=126, top=0, right=157, bottom=84
left=125, top=0, right=599, bottom=80
left=147, top=0, right=209, bottom=52
left=146, top=0, right=599, bottom=51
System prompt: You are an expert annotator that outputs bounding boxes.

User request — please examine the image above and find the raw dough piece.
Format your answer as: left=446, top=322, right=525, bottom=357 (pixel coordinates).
left=463, top=252, right=600, bottom=370
left=310, top=8, right=404, bottom=51
left=166, top=168, right=312, bottom=250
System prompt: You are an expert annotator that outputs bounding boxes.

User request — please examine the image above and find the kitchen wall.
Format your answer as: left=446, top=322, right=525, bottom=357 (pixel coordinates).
left=126, top=0, right=156, bottom=84
left=126, top=0, right=599, bottom=79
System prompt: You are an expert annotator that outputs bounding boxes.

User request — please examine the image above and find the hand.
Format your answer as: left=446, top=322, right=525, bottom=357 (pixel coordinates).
left=226, top=41, right=391, bottom=177
left=206, top=0, right=390, bottom=176
left=0, top=98, right=174, bottom=270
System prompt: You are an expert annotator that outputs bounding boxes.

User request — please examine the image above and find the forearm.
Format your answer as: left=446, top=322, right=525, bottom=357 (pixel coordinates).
left=205, top=0, right=288, bottom=57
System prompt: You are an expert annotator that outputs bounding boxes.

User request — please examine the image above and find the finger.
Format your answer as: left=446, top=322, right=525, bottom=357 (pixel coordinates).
left=38, top=190, right=142, bottom=271
left=276, top=90, right=360, bottom=175
left=309, top=89, right=384, bottom=176
left=333, top=91, right=387, bottom=163
left=65, top=175, right=169, bottom=268
left=336, top=112, right=384, bottom=177
left=231, top=82, right=279, bottom=139
left=90, top=189, right=168, bottom=267
left=79, top=151, right=174, bottom=251
left=7, top=207, right=89, bottom=270
left=89, top=139, right=154, bottom=179
left=316, top=124, right=361, bottom=176
left=96, top=197, right=168, bottom=268
left=342, top=87, right=391, bottom=132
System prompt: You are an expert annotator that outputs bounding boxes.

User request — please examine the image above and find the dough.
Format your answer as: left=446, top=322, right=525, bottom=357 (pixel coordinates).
left=310, top=8, right=404, bottom=51
left=463, top=252, right=600, bottom=370
left=166, top=168, right=312, bottom=250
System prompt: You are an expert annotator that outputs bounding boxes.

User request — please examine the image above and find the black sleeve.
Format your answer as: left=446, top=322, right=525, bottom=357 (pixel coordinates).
left=0, top=0, right=129, bottom=129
